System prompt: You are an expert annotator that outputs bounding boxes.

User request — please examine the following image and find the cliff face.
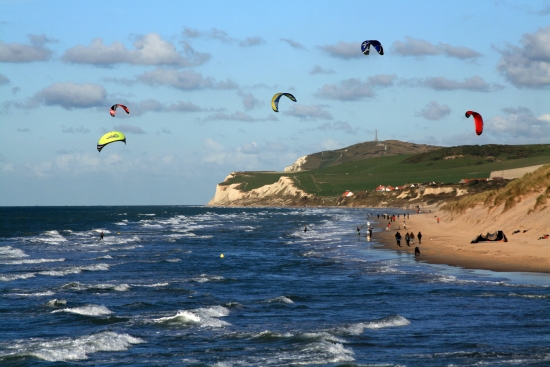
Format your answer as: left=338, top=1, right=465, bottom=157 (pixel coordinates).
left=208, top=175, right=307, bottom=206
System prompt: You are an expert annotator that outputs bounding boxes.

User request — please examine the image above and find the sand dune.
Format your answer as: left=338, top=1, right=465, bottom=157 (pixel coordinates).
left=374, top=191, right=550, bottom=274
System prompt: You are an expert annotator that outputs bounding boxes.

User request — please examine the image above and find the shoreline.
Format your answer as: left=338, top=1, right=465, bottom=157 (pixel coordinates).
left=370, top=207, right=550, bottom=274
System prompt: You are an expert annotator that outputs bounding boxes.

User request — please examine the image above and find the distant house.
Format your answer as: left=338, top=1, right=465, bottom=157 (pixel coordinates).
left=386, top=185, right=395, bottom=191
left=396, top=185, right=405, bottom=190
left=341, top=190, right=354, bottom=197
left=375, top=185, right=387, bottom=192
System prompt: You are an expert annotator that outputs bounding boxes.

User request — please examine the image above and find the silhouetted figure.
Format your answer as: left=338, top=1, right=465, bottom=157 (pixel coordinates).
left=417, top=232, right=422, bottom=244
left=100, top=232, right=104, bottom=240
left=415, top=247, right=420, bottom=256
left=395, top=231, right=402, bottom=247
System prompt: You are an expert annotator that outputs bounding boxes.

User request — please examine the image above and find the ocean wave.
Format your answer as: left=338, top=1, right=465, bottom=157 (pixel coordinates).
left=14, top=291, right=55, bottom=297
left=265, top=296, right=294, bottom=304
left=39, top=263, right=110, bottom=277
left=0, top=246, right=28, bottom=259
left=191, top=274, right=225, bottom=283
left=53, top=304, right=112, bottom=316
left=335, top=315, right=411, bottom=335
left=61, top=281, right=129, bottom=292
left=153, top=305, right=230, bottom=328
left=0, top=272, right=36, bottom=282
left=30, top=230, right=67, bottom=245
left=46, top=299, right=67, bottom=307
left=0, top=331, right=144, bottom=362
left=1, top=258, right=65, bottom=265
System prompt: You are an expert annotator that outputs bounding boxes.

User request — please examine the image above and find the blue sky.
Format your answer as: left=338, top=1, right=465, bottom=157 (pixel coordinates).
left=1, top=0, right=549, bottom=205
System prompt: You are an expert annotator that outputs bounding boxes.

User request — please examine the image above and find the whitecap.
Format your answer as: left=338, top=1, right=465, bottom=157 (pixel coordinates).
left=333, top=315, right=411, bottom=336
left=0, top=246, right=28, bottom=259
left=1, top=258, right=65, bottom=265
left=0, top=331, right=144, bottom=362
left=153, top=305, right=230, bottom=328
left=191, top=274, right=225, bottom=283
left=14, top=291, right=55, bottom=297
left=53, top=304, right=112, bottom=316
left=46, top=299, right=67, bottom=306
left=265, top=296, right=294, bottom=304
left=0, top=272, right=36, bottom=282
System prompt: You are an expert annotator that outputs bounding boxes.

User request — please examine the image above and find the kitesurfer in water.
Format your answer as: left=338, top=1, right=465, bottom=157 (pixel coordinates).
left=100, top=232, right=104, bottom=240
left=304, top=225, right=308, bottom=233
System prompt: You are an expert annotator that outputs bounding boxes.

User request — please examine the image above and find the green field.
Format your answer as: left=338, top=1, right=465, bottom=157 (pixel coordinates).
left=222, top=144, right=550, bottom=197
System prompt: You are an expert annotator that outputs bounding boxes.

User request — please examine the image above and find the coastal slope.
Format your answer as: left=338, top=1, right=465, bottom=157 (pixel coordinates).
left=376, top=164, right=550, bottom=273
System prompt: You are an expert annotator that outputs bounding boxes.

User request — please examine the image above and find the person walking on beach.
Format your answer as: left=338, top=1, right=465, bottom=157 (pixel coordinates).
left=405, top=232, right=410, bottom=246
left=403, top=221, right=406, bottom=230
left=395, top=231, right=402, bottom=247
left=437, top=217, right=440, bottom=224
left=417, top=232, right=422, bottom=244
left=410, top=232, right=415, bottom=244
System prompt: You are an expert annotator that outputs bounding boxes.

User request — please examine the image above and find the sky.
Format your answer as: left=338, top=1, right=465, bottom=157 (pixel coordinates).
left=1, top=0, right=549, bottom=206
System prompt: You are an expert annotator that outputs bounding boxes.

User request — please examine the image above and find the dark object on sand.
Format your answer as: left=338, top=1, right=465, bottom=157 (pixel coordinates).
left=471, top=230, right=508, bottom=243
left=538, top=234, right=549, bottom=240
left=414, top=247, right=420, bottom=256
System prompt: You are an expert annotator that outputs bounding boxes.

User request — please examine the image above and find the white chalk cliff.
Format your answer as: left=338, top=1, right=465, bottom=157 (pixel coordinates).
left=207, top=175, right=307, bottom=206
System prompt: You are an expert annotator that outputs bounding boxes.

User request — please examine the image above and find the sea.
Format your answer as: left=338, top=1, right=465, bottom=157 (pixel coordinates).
left=1, top=206, right=549, bottom=367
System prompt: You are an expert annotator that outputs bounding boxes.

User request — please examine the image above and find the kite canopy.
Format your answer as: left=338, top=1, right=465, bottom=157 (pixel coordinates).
left=97, top=131, right=126, bottom=152
left=361, top=40, right=384, bottom=55
left=465, top=110, right=483, bottom=136
left=110, top=104, right=130, bottom=117
left=271, top=93, right=296, bottom=112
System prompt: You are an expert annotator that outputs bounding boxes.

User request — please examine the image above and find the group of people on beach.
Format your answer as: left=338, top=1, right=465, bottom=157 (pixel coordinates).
left=394, top=230, right=422, bottom=256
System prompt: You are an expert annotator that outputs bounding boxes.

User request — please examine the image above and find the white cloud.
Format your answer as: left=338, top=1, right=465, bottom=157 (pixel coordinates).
left=392, top=37, right=481, bottom=59
left=309, top=65, right=335, bottom=75
left=112, top=124, right=146, bottom=134
left=136, top=68, right=238, bottom=91
left=402, top=75, right=502, bottom=92
left=280, top=38, right=306, bottom=50
left=284, top=104, right=333, bottom=120
left=0, top=34, right=55, bottom=62
left=183, top=27, right=234, bottom=42
left=486, top=107, right=550, bottom=142
left=240, top=37, right=265, bottom=47
left=237, top=91, right=262, bottom=110
left=315, top=75, right=396, bottom=101
left=415, top=101, right=451, bottom=120
left=319, top=41, right=360, bottom=59
left=497, top=25, right=550, bottom=88
left=61, top=125, right=90, bottom=134
left=0, top=73, right=9, bottom=84
left=202, top=111, right=276, bottom=122
left=62, top=33, right=210, bottom=67
left=36, top=82, right=107, bottom=109
left=315, top=121, right=359, bottom=134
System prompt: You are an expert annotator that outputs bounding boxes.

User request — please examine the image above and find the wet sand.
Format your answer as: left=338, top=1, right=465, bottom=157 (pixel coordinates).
left=371, top=204, right=550, bottom=274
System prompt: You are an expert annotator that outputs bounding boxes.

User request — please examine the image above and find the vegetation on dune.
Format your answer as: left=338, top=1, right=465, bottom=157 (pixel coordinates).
left=402, top=144, right=550, bottom=164
left=442, top=164, right=550, bottom=214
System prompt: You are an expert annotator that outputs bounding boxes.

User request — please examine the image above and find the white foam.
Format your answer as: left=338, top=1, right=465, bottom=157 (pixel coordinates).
left=53, top=304, right=112, bottom=316
left=61, top=282, right=129, bottom=292
left=265, top=296, right=294, bottom=304
left=0, top=246, right=28, bottom=259
left=1, top=331, right=144, bottom=362
left=153, top=305, right=230, bottom=328
left=46, top=299, right=67, bottom=306
left=191, top=274, right=225, bottom=283
left=30, top=230, right=67, bottom=245
left=39, top=264, right=110, bottom=277
left=0, top=272, right=36, bottom=282
left=1, top=258, right=65, bottom=265
left=114, top=222, right=128, bottom=226
left=14, top=291, right=55, bottom=297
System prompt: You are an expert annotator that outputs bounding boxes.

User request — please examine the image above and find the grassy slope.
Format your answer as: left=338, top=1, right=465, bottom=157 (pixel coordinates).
left=222, top=145, right=550, bottom=197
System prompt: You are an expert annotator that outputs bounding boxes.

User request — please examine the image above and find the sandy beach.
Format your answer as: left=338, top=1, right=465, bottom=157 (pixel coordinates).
left=372, top=199, right=550, bottom=274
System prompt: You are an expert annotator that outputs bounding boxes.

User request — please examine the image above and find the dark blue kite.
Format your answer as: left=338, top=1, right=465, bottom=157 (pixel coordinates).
left=361, top=40, right=384, bottom=56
